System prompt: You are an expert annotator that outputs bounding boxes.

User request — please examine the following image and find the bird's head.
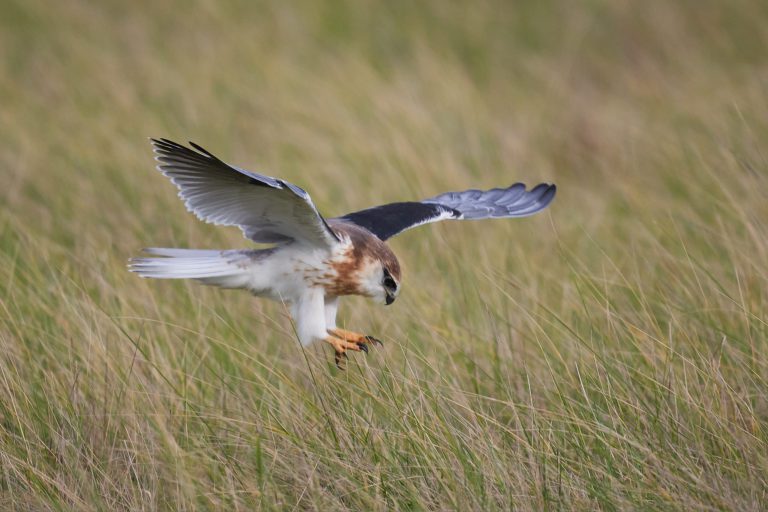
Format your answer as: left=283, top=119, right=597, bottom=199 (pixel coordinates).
left=330, top=220, right=402, bottom=305
left=350, top=237, right=401, bottom=307
left=357, top=259, right=400, bottom=306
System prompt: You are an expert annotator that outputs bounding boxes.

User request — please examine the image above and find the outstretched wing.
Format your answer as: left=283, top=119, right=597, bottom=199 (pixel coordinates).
left=336, top=183, right=556, bottom=241
left=151, top=138, right=339, bottom=247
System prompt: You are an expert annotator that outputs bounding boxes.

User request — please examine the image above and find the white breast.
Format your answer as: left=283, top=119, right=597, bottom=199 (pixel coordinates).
left=243, top=239, right=353, bottom=302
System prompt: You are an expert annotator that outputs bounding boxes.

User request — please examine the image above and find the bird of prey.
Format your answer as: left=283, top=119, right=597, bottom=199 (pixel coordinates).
left=130, top=139, right=556, bottom=367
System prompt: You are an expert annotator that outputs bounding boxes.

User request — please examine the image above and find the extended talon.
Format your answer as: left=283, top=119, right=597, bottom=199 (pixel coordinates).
left=324, top=335, right=363, bottom=370
left=324, top=329, right=381, bottom=369
left=334, top=351, right=348, bottom=369
left=329, top=328, right=382, bottom=349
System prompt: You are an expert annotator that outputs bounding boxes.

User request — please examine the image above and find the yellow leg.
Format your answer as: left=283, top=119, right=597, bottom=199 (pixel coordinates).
left=328, top=328, right=382, bottom=347
left=324, top=329, right=382, bottom=369
left=323, top=334, right=361, bottom=369
left=324, top=334, right=363, bottom=353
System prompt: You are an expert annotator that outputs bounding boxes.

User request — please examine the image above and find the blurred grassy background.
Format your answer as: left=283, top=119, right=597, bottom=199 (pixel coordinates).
left=1, top=0, right=768, bottom=510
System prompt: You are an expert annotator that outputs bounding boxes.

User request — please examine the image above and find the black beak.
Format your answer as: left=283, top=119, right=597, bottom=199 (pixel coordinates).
left=385, top=293, right=395, bottom=305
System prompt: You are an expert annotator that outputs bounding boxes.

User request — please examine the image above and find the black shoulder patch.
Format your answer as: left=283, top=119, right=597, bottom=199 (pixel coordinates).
left=337, top=202, right=458, bottom=240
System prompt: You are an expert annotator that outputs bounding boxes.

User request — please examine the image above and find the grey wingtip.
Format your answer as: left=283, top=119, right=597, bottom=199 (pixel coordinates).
left=542, top=183, right=557, bottom=205
left=518, top=182, right=557, bottom=216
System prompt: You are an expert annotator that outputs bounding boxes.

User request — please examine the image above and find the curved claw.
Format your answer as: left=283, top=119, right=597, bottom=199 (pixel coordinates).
left=364, top=335, right=383, bottom=346
left=358, top=343, right=369, bottom=354
left=334, top=351, right=348, bottom=370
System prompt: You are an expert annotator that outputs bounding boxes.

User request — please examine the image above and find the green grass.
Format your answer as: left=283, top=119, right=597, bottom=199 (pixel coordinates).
left=1, top=0, right=768, bottom=509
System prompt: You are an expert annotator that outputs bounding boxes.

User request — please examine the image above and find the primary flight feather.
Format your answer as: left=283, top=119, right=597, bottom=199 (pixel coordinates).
left=130, top=139, right=556, bottom=367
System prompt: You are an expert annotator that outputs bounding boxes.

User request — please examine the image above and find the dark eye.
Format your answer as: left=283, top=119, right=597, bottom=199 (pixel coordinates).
left=383, top=276, right=396, bottom=290
left=382, top=269, right=397, bottom=290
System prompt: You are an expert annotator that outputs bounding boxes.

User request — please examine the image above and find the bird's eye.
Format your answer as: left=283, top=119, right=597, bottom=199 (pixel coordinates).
left=382, top=270, right=397, bottom=290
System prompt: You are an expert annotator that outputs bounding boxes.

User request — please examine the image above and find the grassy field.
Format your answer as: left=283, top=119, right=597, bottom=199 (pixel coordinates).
left=1, top=0, right=768, bottom=509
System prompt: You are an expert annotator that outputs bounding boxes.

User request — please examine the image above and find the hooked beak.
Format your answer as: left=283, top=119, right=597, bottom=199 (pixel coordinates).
left=385, top=292, right=395, bottom=305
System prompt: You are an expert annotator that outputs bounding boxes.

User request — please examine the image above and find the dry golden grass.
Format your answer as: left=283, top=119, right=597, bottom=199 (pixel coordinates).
left=1, top=0, right=767, bottom=510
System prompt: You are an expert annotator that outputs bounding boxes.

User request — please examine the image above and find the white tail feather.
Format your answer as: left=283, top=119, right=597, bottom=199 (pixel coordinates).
left=143, top=247, right=225, bottom=257
left=129, top=248, right=251, bottom=288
